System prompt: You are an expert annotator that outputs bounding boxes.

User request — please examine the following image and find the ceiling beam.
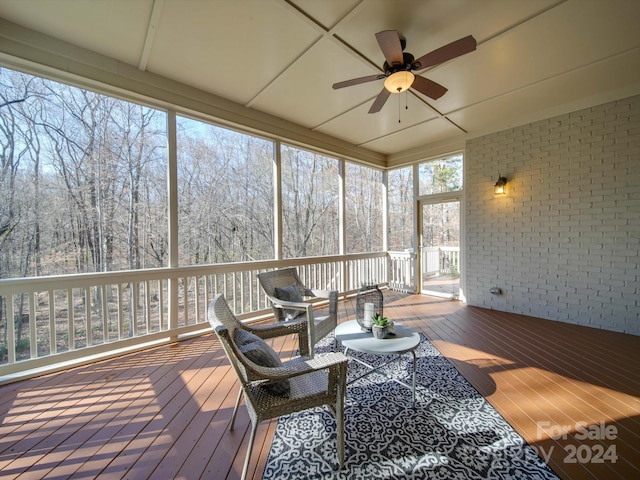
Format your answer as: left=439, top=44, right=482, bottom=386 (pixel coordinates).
left=245, top=0, right=370, bottom=109
left=138, top=0, right=165, bottom=71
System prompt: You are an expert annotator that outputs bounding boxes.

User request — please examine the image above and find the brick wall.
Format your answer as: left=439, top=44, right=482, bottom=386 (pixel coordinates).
left=465, top=95, right=640, bottom=334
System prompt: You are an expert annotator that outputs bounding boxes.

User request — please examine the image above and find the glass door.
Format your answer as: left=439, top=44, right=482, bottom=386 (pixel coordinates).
left=420, top=199, right=460, bottom=299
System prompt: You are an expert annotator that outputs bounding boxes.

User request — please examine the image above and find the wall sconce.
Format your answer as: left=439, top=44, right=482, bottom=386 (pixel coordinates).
left=494, top=175, right=507, bottom=195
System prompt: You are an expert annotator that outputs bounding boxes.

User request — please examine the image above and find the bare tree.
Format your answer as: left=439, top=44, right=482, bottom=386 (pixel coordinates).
left=176, top=118, right=274, bottom=264
left=0, top=72, right=35, bottom=355
left=346, top=163, right=383, bottom=253
left=388, top=167, right=413, bottom=250
left=281, top=145, right=338, bottom=258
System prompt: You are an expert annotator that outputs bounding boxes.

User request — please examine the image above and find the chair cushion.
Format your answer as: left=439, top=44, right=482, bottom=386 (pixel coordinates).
left=274, top=283, right=305, bottom=320
left=234, top=329, right=290, bottom=396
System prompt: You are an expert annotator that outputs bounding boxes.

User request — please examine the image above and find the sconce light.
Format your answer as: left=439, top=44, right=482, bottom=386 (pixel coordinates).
left=494, top=175, right=507, bottom=195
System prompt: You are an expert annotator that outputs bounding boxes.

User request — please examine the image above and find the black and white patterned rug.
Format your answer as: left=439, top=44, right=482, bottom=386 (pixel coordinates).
left=263, top=334, right=559, bottom=480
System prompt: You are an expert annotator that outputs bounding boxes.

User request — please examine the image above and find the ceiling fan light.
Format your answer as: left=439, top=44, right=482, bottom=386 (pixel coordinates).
left=384, top=71, right=415, bottom=93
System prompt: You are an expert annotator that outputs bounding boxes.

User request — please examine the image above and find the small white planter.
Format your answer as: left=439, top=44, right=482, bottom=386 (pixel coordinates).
left=372, top=324, right=389, bottom=339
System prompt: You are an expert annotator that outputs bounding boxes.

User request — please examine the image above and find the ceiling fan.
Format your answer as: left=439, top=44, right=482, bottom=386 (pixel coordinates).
left=333, top=30, right=477, bottom=114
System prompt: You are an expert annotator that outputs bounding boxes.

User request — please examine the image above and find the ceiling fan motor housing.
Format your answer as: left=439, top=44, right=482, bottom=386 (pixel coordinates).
left=383, top=52, right=416, bottom=76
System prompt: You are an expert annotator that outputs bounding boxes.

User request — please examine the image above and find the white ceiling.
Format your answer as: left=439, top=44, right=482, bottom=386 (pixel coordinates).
left=1, top=0, right=640, bottom=163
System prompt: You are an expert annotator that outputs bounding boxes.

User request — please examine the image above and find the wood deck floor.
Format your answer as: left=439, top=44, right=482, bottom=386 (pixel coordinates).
left=0, top=291, right=638, bottom=480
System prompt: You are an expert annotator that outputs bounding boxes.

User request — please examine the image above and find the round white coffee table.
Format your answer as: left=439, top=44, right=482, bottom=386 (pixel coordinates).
left=335, top=320, right=420, bottom=406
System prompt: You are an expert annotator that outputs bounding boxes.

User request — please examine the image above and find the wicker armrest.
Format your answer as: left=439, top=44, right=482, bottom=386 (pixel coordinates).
left=245, top=352, right=348, bottom=382
left=270, top=298, right=313, bottom=312
left=288, top=352, right=347, bottom=370
left=246, top=317, right=307, bottom=338
left=308, top=289, right=337, bottom=300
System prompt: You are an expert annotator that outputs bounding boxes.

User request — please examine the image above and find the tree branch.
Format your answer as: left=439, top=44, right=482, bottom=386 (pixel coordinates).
left=0, top=98, right=26, bottom=109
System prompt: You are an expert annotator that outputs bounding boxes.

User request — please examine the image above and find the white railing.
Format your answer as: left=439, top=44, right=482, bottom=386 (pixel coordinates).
left=0, top=252, right=390, bottom=378
left=388, top=251, right=417, bottom=293
left=422, top=246, right=460, bottom=276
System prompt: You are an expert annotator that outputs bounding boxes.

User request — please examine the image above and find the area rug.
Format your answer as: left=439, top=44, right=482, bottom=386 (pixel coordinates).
left=262, top=334, right=559, bottom=480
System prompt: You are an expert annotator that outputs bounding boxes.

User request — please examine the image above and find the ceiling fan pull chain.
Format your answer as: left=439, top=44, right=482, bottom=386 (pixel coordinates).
left=398, top=94, right=401, bottom=123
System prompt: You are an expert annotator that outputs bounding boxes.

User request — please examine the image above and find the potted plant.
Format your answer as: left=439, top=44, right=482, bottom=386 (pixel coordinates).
left=371, top=313, right=392, bottom=339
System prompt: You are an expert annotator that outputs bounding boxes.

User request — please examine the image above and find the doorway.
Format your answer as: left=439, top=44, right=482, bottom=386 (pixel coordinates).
left=420, top=199, right=460, bottom=299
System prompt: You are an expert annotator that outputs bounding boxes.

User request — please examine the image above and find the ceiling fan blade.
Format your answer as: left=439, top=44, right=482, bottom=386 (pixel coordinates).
left=411, top=75, right=448, bottom=100
left=332, top=75, right=381, bottom=89
left=368, top=88, right=391, bottom=114
left=375, top=30, right=404, bottom=66
left=413, top=35, right=477, bottom=70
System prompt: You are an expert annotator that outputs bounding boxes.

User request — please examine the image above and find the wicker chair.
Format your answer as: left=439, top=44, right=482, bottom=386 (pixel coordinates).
left=206, top=291, right=312, bottom=358
left=258, top=267, right=338, bottom=357
left=208, top=294, right=348, bottom=480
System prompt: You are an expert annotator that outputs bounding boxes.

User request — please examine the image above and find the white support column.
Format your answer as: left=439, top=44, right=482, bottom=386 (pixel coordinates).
left=167, top=110, right=179, bottom=334
left=273, top=140, right=283, bottom=260
left=338, top=160, right=347, bottom=293
left=382, top=169, right=389, bottom=286
left=413, top=163, right=421, bottom=293
left=459, top=150, right=467, bottom=302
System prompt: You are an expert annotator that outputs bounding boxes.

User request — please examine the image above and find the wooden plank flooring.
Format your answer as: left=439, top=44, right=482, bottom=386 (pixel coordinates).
left=0, top=291, right=638, bottom=479
left=384, top=293, right=640, bottom=480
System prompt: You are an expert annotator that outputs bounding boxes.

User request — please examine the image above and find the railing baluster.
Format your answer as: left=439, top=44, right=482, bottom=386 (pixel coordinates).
left=145, top=281, right=151, bottom=334
left=49, top=291, right=56, bottom=354
left=28, top=293, right=36, bottom=358
left=239, top=271, right=244, bottom=311
left=132, top=282, right=138, bottom=336
left=204, top=275, right=211, bottom=321
left=229, top=272, right=235, bottom=311
left=198, top=275, right=202, bottom=321
left=190, top=276, right=195, bottom=324
left=196, top=276, right=202, bottom=319
left=101, top=285, right=108, bottom=344
left=7, top=295, right=15, bottom=364
left=67, top=288, right=74, bottom=350
left=182, top=277, right=188, bottom=326
left=85, top=287, right=91, bottom=347
left=158, top=279, right=165, bottom=331
left=117, top=283, right=124, bottom=339
left=248, top=270, right=254, bottom=312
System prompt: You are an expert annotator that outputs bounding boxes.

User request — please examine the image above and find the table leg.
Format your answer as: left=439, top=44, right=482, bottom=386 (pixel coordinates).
left=411, top=350, right=416, bottom=408
left=342, top=348, right=418, bottom=408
